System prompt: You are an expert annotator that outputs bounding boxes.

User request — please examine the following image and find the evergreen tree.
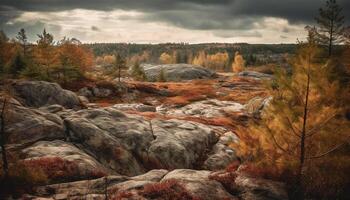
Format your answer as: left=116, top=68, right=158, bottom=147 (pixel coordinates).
left=7, top=52, right=26, bottom=78
left=16, top=28, right=28, bottom=57
left=315, top=0, right=345, bottom=56
left=115, top=54, right=126, bottom=82
left=34, top=29, right=57, bottom=79
left=131, top=62, right=147, bottom=81
left=236, top=33, right=350, bottom=199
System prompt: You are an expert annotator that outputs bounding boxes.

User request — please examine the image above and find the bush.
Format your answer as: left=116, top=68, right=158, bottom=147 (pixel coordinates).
left=140, top=179, right=199, bottom=200
left=131, top=62, right=147, bottom=81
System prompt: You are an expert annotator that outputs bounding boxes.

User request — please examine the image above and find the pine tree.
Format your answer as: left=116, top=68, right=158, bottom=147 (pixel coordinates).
left=315, top=0, right=345, bottom=56
left=16, top=28, right=28, bottom=57
left=34, top=29, right=57, bottom=79
left=7, top=52, right=26, bottom=78
left=236, top=33, right=350, bottom=199
left=131, top=62, right=147, bottom=81
left=115, top=54, right=126, bottom=82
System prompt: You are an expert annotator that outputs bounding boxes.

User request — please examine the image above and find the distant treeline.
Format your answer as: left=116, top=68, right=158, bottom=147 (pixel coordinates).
left=85, top=43, right=298, bottom=66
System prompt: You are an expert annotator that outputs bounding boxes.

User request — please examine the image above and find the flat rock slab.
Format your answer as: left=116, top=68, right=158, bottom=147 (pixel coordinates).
left=157, top=99, right=244, bottom=118
left=140, top=63, right=216, bottom=82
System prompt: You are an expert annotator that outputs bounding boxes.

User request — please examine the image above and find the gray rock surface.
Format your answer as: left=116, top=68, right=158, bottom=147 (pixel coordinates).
left=5, top=103, right=65, bottom=146
left=161, top=169, right=237, bottom=200
left=22, top=140, right=111, bottom=179
left=112, top=103, right=156, bottom=112
left=204, top=131, right=240, bottom=171
left=11, top=80, right=81, bottom=108
left=33, top=169, right=288, bottom=200
left=157, top=99, right=244, bottom=118
left=140, top=64, right=216, bottom=82
left=63, top=107, right=218, bottom=176
left=235, top=172, right=288, bottom=200
left=238, top=71, right=273, bottom=79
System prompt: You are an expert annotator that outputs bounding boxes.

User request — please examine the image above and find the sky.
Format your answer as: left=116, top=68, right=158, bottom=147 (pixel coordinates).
left=0, top=0, right=349, bottom=44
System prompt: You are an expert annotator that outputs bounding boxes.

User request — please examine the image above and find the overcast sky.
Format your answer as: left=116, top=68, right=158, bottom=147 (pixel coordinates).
left=0, top=0, right=349, bottom=43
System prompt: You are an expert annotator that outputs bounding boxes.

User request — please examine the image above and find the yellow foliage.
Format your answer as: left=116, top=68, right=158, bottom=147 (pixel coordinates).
left=192, top=51, right=229, bottom=71
left=159, top=52, right=173, bottom=64
left=232, top=51, right=245, bottom=73
left=128, top=51, right=150, bottom=65
left=103, top=55, right=116, bottom=65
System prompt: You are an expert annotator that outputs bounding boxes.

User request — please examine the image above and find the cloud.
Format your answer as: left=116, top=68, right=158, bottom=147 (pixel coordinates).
left=91, top=25, right=100, bottom=31
left=0, top=0, right=348, bottom=43
left=214, top=30, right=262, bottom=38
left=1, top=0, right=349, bottom=26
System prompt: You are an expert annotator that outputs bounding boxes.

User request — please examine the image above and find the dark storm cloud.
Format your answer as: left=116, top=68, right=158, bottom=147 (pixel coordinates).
left=0, top=0, right=349, bottom=37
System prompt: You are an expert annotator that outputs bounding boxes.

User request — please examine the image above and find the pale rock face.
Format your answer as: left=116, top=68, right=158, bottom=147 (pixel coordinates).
left=22, top=140, right=111, bottom=178
left=112, top=103, right=156, bottom=112
left=63, top=107, right=219, bottom=176
left=204, top=131, right=240, bottom=171
left=5, top=104, right=65, bottom=145
left=3, top=81, right=289, bottom=200
left=10, top=80, right=81, bottom=108
left=33, top=169, right=288, bottom=200
left=238, top=71, right=273, bottom=80
left=139, top=63, right=216, bottom=82
left=157, top=99, right=244, bottom=118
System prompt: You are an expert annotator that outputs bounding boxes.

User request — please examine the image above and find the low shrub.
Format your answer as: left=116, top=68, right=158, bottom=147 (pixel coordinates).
left=140, top=179, right=200, bottom=200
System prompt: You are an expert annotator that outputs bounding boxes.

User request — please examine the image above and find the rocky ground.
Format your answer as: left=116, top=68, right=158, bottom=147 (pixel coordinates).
left=0, top=69, right=287, bottom=199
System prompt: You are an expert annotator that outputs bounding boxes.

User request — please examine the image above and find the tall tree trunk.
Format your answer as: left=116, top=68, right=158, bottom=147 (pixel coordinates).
left=0, top=98, right=8, bottom=178
left=118, top=65, right=121, bottom=83
left=296, top=55, right=311, bottom=199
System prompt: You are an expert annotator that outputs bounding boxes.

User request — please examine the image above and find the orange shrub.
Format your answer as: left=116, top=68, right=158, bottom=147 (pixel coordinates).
left=140, top=179, right=200, bottom=200
left=22, top=156, right=106, bottom=182
left=112, top=191, right=134, bottom=200
left=209, top=171, right=238, bottom=195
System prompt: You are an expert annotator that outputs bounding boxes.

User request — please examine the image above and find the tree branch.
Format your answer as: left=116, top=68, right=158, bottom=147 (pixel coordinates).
left=306, top=113, right=337, bottom=138
left=283, top=115, right=301, bottom=138
left=306, top=136, right=350, bottom=159
left=263, top=123, right=294, bottom=156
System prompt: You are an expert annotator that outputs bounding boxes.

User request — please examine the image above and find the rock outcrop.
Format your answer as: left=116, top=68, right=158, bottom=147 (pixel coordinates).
left=5, top=102, right=65, bottom=146
left=112, top=103, right=156, bottom=112
left=63, top=107, right=218, bottom=175
left=32, top=169, right=288, bottom=200
left=244, top=96, right=272, bottom=117
left=139, top=64, right=216, bottom=82
left=1, top=80, right=289, bottom=200
left=204, top=131, right=239, bottom=171
left=10, top=80, right=81, bottom=108
left=238, top=71, right=273, bottom=80
left=157, top=99, right=244, bottom=118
